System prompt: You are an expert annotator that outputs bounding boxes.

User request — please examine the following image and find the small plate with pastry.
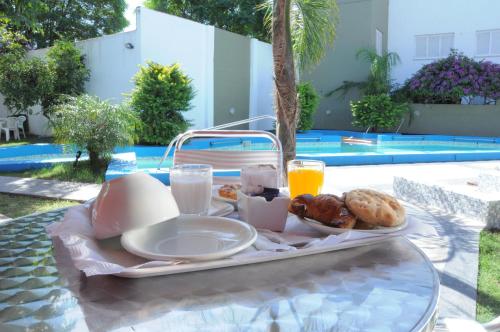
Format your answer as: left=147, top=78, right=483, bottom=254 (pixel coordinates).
left=213, top=184, right=241, bottom=205
left=289, top=189, right=407, bottom=234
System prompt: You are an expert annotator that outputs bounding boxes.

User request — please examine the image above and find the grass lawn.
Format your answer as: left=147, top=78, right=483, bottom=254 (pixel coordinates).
left=0, top=193, right=78, bottom=219
left=0, top=161, right=105, bottom=184
left=0, top=136, right=53, bottom=147
left=476, top=229, right=500, bottom=323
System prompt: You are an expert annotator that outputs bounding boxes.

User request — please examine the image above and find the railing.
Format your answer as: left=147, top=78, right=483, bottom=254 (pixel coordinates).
left=157, top=115, right=277, bottom=170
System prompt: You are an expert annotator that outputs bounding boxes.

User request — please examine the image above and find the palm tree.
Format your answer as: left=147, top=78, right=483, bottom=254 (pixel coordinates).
left=267, top=0, right=338, bottom=172
left=327, top=48, right=401, bottom=97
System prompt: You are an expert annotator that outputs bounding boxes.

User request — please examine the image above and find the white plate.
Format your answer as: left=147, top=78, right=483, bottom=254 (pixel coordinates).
left=209, top=200, right=234, bottom=216
left=300, top=217, right=408, bottom=235
left=121, top=215, right=258, bottom=261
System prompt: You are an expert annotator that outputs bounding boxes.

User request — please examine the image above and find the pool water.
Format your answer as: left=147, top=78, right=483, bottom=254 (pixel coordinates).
left=0, top=153, right=87, bottom=162
left=137, top=157, right=173, bottom=169
left=213, top=141, right=500, bottom=154
left=134, top=141, right=500, bottom=170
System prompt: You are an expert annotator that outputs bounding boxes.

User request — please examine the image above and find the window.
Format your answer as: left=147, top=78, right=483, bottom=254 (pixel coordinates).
left=476, top=29, right=500, bottom=56
left=414, top=33, right=454, bottom=59
left=375, top=29, right=383, bottom=56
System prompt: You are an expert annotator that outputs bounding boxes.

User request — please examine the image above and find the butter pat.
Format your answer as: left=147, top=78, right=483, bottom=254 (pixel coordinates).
left=241, top=165, right=278, bottom=195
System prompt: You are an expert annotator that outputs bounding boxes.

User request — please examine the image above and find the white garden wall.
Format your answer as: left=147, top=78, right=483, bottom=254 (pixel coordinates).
left=389, top=0, right=500, bottom=84
left=249, top=39, right=275, bottom=130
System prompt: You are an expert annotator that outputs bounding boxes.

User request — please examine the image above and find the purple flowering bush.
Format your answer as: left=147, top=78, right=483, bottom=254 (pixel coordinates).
left=400, top=51, right=500, bottom=104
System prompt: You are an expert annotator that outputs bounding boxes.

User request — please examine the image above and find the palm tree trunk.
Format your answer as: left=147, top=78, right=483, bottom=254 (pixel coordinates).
left=272, top=0, right=297, bottom=179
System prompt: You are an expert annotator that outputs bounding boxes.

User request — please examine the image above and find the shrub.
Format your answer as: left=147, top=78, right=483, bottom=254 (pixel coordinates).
left=0, top=56, right=53, bottom=114
left=130, top=62, right=194, bottom=145
left=401, top=50, right=500, bottom=104
left=350, top=94, right=408, bottom=132
left=52, top=95, right=139, bottom=173
left=297, top=81, right=320, bottom=131
left=43, top=40, right=90, bottom=117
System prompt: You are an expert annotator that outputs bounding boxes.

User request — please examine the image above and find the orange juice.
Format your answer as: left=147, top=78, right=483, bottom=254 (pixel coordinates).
left=287, top=160, right=325, bottom=198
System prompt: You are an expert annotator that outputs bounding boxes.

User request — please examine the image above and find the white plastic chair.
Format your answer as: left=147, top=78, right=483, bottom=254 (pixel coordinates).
left=17, top=115, right=26, bottom=138
left=0, top=117, right=20, bottom=142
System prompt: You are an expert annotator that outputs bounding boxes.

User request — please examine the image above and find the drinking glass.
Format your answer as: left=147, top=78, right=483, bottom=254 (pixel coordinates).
left=170, top=164, right=213, bottom=215
left=287, top=160, right=325, bottom=199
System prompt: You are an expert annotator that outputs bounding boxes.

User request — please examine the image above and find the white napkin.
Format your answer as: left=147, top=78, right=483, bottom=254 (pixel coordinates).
left=46, top=204, right=421, bottom=277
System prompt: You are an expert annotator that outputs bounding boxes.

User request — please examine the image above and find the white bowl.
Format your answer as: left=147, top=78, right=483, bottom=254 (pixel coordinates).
left=92, top=172, right=180, bottom=239
left=237, top=191, right=291, bottom=232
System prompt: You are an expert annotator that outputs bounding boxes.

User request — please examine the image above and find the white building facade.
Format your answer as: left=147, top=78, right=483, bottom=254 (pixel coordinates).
left=388, top=0, right=500, bottom=84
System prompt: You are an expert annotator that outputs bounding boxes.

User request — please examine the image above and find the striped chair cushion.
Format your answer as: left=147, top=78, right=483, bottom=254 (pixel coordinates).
left=173, top=150, right=279, bottom=169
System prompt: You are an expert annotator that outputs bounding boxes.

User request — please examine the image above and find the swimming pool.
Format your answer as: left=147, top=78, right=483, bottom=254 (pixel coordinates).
left=2, top=131, right=500, bottom=183
left=104, top=132, right=500, bottom=184
left=0, top=144, right=86, bottom=172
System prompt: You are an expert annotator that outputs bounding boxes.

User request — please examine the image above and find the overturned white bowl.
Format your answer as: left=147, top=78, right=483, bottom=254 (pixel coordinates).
left=91, top=172, right=180, bottom=239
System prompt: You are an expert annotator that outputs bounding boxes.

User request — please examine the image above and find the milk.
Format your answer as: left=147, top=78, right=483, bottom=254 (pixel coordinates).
left=171, top=175, right=212, bottom=215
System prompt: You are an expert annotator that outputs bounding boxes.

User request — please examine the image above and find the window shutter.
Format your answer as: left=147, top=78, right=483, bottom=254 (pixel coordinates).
left=415, top=36, right=427, bottom=58
left=477, top=31, right=491, bottom=55
left=491, top=30, right=500, bottom=54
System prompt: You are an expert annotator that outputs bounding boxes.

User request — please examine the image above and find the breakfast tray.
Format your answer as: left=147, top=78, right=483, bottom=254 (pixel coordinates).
left=47, top=204, right=418, bottom=278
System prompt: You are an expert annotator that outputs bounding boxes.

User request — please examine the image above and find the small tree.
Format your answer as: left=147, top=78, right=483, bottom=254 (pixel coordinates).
left=297, top=82, right=320, bottom=131
left=52, top=95, right=139, bottom=173
left=130, top=62, right=194, bottom=145
left=0, top=56, right=53, bottom=115
left=43, top=40, right=90, bottom=117
left=0, top=22, right=52, bottom=116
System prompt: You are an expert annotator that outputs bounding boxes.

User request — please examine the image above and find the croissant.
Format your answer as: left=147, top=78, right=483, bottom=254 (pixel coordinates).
left=289, top=194, right=357, bottom=229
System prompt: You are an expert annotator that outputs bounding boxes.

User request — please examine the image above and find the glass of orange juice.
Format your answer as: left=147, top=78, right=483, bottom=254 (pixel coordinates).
left=287, top=160, right=325, bottom=198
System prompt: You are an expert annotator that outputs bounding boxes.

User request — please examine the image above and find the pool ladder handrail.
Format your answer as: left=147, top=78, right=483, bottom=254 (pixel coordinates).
left=157, top=115, right=278, bottom=170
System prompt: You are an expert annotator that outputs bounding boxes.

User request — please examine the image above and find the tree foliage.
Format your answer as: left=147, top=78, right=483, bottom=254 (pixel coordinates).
left=0, top=0, right=128, bottom=48
left=0, top=55, right=53, bottom=115
left=262, top=0, right=339, bottom=72
left=297, top=81, right=319, bottom=131
left=0, top=20, right=29, bottom=56
left=145, top=0, right=269, bottom=42
left=52, top=95, right=139, bottom=172
left=130, top=62, right=194, bottom=145
left=0, top=27, right=89, bottom=118
left=43, top=40, right=90, bottom=115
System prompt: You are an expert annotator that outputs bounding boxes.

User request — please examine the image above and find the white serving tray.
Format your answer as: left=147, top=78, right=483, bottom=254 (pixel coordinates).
left=115, top=235, right=395, bottom=278
left=48, top=204, right=415, bottom=279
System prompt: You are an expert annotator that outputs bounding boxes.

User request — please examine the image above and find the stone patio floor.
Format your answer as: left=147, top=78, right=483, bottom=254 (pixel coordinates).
left=1, top=160, right=498, bottom=329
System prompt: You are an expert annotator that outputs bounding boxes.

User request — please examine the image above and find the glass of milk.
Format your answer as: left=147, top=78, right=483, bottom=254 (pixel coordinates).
left=170, top=164, right=213, bottom=215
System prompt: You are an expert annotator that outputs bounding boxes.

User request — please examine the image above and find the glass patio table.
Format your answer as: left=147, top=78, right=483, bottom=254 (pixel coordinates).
left=0, top=209, right=440, bottom=332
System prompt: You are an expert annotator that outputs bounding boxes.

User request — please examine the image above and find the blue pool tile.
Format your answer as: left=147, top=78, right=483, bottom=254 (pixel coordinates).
left=455, top=152, right=500, bottom=161
left=392, top=153, right=456, bottom=163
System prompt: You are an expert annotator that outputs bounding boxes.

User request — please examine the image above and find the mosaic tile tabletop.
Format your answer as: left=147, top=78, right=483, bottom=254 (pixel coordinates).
left=0, top=209, right=439, bottom=332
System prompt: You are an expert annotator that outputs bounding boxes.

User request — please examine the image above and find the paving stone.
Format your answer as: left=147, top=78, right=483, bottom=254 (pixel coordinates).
left=0, top=176, right=101, bottom=202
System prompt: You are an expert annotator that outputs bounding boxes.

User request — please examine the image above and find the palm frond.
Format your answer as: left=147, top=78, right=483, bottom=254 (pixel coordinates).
left=257, top=0, right=273, bottom=39
left=291, top=0, right=339, bottom=71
